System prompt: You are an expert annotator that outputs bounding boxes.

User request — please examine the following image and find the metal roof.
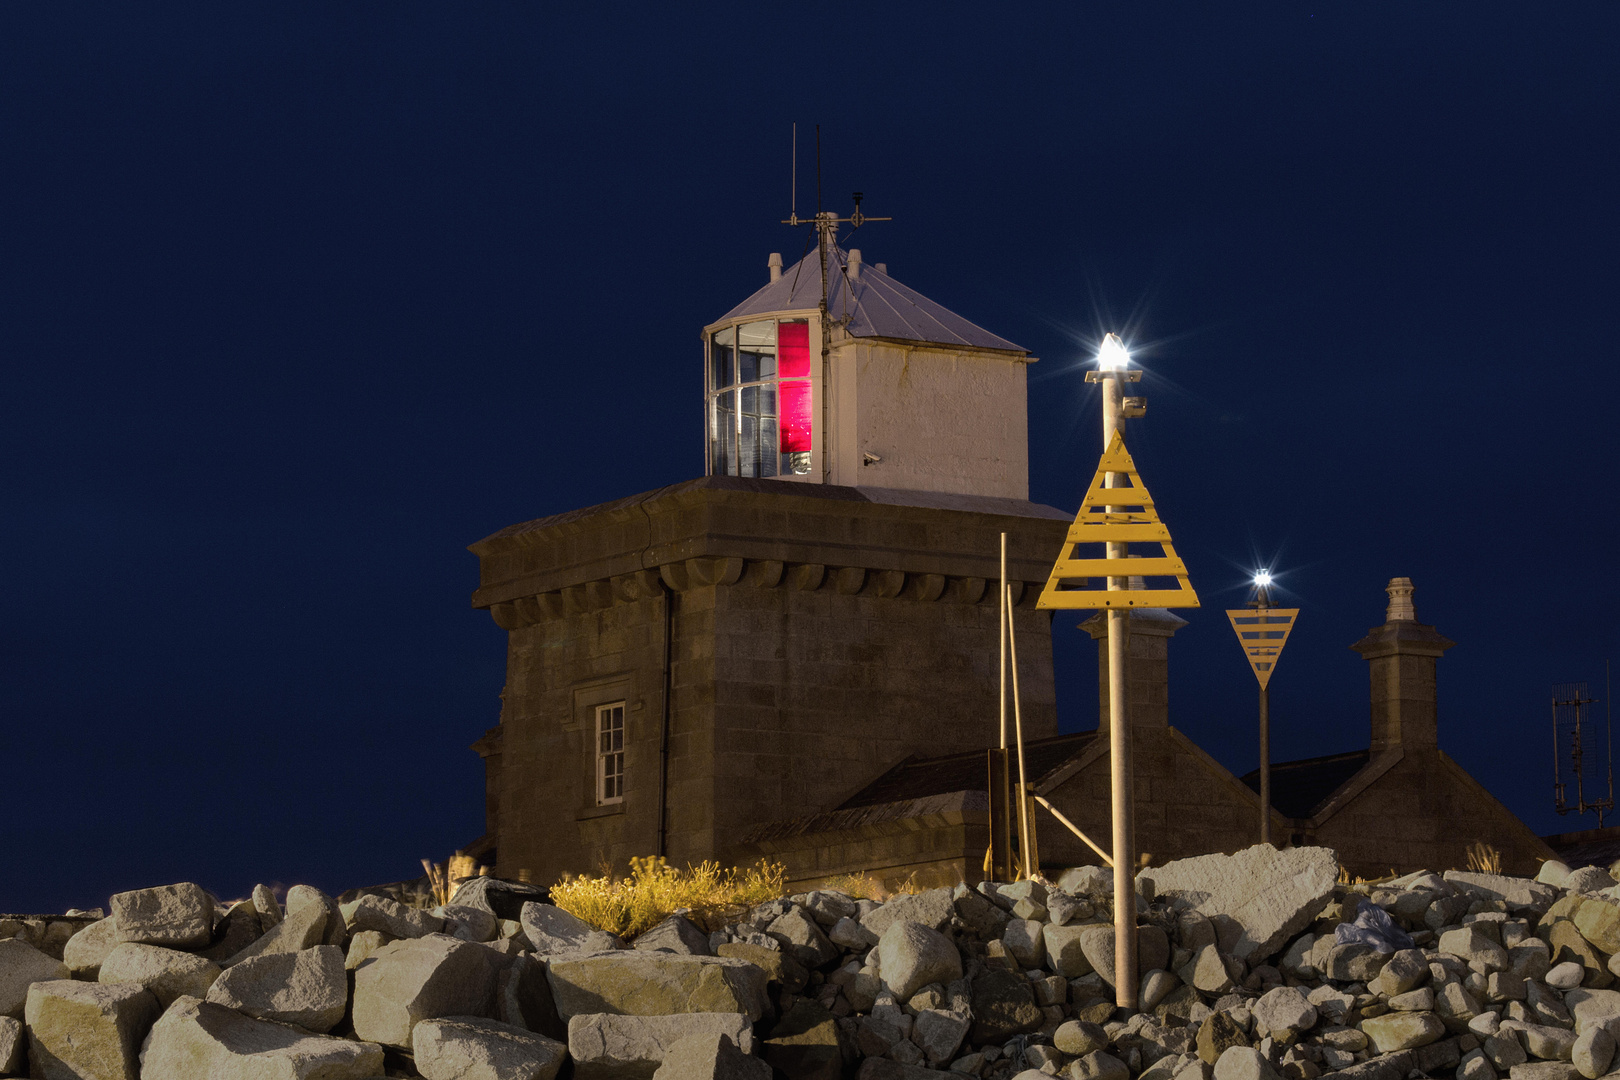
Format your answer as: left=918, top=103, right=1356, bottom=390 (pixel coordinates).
left=711, top=245, right=1026, bottom=354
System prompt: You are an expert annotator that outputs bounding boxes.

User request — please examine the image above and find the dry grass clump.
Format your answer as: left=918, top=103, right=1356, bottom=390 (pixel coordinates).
left=422, top=854, right=488, bottom=908
left=1465, top=841, right=1502, bottom=875
left=551, top=857, right=786, bottom=939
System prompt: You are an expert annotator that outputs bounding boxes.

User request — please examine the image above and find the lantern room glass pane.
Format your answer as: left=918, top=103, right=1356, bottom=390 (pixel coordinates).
left=710, top=327, right=734, bottom=390
left=779, top=320, right=810, bottom=378
left=710, top=389, right=736, bottom=476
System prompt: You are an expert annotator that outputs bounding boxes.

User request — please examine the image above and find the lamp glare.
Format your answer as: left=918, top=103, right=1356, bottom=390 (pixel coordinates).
left=1097, top=333, right=1130, bottom=371
left=1254, top=570, right=1273, bottom=588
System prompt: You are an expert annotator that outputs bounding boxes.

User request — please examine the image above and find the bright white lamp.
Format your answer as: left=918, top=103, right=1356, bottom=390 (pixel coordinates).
left=1097, top=333, right=1130, bottom=371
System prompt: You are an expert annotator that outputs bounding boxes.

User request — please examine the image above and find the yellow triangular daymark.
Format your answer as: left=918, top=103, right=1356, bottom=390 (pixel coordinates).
left=1035, top=432, right=1200, bottom=610
left=1225, top=608, right=1300, bottom=690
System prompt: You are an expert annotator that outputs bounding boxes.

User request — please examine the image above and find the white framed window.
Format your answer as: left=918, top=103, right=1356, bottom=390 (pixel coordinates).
left=595, top=702, right=625, bottom=805
left=707, top=317, right=814, bottom=478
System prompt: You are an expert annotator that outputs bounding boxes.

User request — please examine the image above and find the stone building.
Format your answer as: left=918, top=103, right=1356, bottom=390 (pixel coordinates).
left=467, top=242, right=1554, bottom=888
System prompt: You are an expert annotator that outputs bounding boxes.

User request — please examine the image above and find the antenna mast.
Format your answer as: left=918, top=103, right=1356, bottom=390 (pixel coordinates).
left=779, top=124, right=891, bottom=484
left=1553, top=679, right=1613, bottom=826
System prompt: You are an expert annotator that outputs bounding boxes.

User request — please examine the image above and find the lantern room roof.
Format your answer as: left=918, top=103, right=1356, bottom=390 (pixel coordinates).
left=711, top=245, right=1026, bottom=355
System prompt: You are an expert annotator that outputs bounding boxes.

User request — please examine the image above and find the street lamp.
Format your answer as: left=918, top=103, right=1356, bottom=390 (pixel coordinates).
left=1226, top=570, right=1300, bottom=846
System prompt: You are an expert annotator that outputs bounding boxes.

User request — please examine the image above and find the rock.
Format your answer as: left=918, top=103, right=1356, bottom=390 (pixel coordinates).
left=857, top=1059, right=947, bottom=1080
left=140, top=994, right=384, bottom=1079
left=913, top=1007, right=971, bottom=1063
left=108, top=882, right=214, bottom=949
left=1139, top=845, right=1338, bottom=963
left=98, top=942, right=220, bottom=1008
left=287, top=884, right=348, bottom=948
left=224, top=897, right=330, bottom=967
left=1374, top=948, right=1430, bottom=996
left=0, top=1016, right=20, bottom=1075
left=451, top=877, right=553, bottom=923
left=1390, top=988, right=1436, bottom=1012
left=1059, top=866, right=1115, bottom=897
left=412, top=1014, right=568, bottom=1080
left=863, top=889, right=955, bottom=938
left=1197, top=1011, right=1251, bottom=1064
left=1573, top=1027, right=1614, bottom=1078
left=1509, top=1065, right=1580, bottom=1080
left=1252, top=985, right=1317, bottom=1042
left=521, top=902, right=610, bottom=957
left=1460, top=1047, right=1499, bottom=1080
left=205, top=943, right=347, bottom=1033
left=348, top=894, right=446, bottom=941
left=1566, top=868, right=1618, bottom=895
left=1044, top=924, right=1097, bottom=977
left=347, top=929, right=392, bottom=969
left=1522, top=1024, right=1579, bottom=1061
left=1003, top=919, right=1046, bottom=968
left=969, top=967, right=1043, bottom=1043
left=715, top=942, right=809, bottom=994
left=197, top=901, right=265, bottom=963
left=1325, top=943, right=1388, bottom=982
left=23, top=979, right=159, bottom=1080
left=1575, top=901, right=1620, bottom=955
left=1082, top=924, right=1171, bottom=987
left=352, top=934, right=503, bottom=1048
left=1214, top=1046, right=1283, bottom=1080
left=491, top=952, right=566, bottom=1040
left=830, top=917, right=879, bottom=950
left=1563, top=988, right=1620, bottom=1036
left=253, top=883, right=283, bottom=928
left=0, top=937, right=70, bottom=1017
left=1071, top=1050, right=1131, bottom=1080
left=1539, top=863, right=1574, bottom=887
left=1185, top=943, right=1239, bottom=994
left=546, top=952, right=769, bottom=1023
left=1048, top=891, right=1090, bottom=926
left=799, top=891, right=859, bottom=927
left=635, top=914, right=712, bottom=956
left=1549, top=962, right=1586, bottom=991
left=954, top=892, right=1012, bottom=940
left=1055, top=1019, right=1111, bottom=1056
left=654, top=1031, right=770, bottom=1080
left=1360, top=1011, right=1446, bottom=1053
left=61, top=917, right=120, bottom=979
left=769, top=907, right=839, bottom=967
left=876, top=922, right=961, bottom=1004
left=1142, top=969, right=1180, bottom=1011
left=1443, top=872, right=1559, bottom=914
left=1437, top=981, right=1484, bottom=1032
left=1440, top=927, right=1511, bottom=972
left=1488, top=1031, right=1530, bottom=1070
left=762, top=999, right=845, bottom=1080
left=1547, top=922, right=1611, bottom=989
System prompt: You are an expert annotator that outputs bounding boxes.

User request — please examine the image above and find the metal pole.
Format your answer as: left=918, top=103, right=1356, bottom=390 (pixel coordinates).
left=1008, top=586, right=1032, bottom=877
left=1102, top=362, right=1137, bottom=1011
left=1259, top=683, right=1271, bottom=846
left=999, top=533, right=1013, bottom=880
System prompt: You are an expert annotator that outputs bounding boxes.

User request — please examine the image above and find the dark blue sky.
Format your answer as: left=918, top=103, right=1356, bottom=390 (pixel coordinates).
left=4, top=4, right=1617, bottom=913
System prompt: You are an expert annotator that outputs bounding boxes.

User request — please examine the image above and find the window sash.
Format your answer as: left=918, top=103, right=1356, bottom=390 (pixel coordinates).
left=596, top=703, right=625, bottom=805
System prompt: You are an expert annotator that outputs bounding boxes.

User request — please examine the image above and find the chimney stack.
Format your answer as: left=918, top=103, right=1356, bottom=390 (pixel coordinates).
left=768, top=253, right=783, bottom=283
left=1350, top=577, right=1454, bottom=754
left=1082, top=608, right=1187, bottom=731
left=848, top=248, right=862, bottom=282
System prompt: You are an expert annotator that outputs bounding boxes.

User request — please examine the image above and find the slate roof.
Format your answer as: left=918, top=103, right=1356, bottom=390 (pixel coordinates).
left=1544, top=825, right=1620, bottom=870
left=1240, top=749, right=1372, bottom=821
left=838, top=731, right=1098, bottom=809
left=711, top=245, right=1026, bottom=354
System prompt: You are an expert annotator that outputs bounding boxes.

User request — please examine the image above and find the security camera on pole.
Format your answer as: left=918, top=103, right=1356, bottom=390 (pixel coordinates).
left=1036, top=334, right=1199, bottom=1011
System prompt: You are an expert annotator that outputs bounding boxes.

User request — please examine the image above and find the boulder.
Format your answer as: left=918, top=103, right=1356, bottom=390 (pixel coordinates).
left=569, top=1011, right=754, bottom=1080
left=414, top=1014, right=568, bottom=1080
left=287, top=885, right=348, bottom=948
left=1138, top=845, right=1338, bottom=963
left=1044, top=924, right=1096, bottom=977
left=1509, top=1065, right=1581, bottom=1080
left=877, top=921, right=962, bottom=1001
left=352, top=934, right=503, bottom=1048
left=1197, top=1011, right=1251, bottom=1064
left=829, top=917, right=879, bottom=950
left=61, top=917, right=120, bottom=979
left=1573, top=1027, right=1614, bottom=1079
left=139, top=995, right=384, bottom=1079
left=761, top=999, right=845, bottom=1080
left=1055, top=1019, right=1111, bottom=1056
left=98, top=942, right=220, bottom=1008
left=1252, top=985, right=1317, bottom=1042
left=768, top=907, right=839, bottom=967
left=546, top=952, right=769, bottom=1023
left=1214, top=1046, right=1283, bottom=1080
left=1072, top=1051, right=1131, bottom=1080
left=346, top=929, right=392, bottom=970
left=1443, top=872, right=1559, bottom=913
left=969, top=967, right=1042, bottom=1043
left=347, top=894, right=446, bottom=940
left=953, top=891, right=1011, bottom=940
left=1082, top=923, right=1172, bottom=987
left=1564, top=988, right=1620, bottom=1036
left=861, top=889, right=955, bottom=938
left=205, top=944, right=347, bottom=1032
left=491, top=952, right=567, bottom=1040
left=1003, top=918, right=1046, bottom=968
left=1574, top=901, right=1620, bottom=955
left=634, top=915, right=711, bottom=956
left=197, top=901, right=266, bottom=963
left=1059, top=866, right=1115, bottom=898
left=1565, top=868, right=1617, bottom=895
left=653, top=1031, right=770, bottom=1080
left=451, top=877, right=553, bottom=923
left=1522, top=1024, right=1579, bottom=1062
left=1361, top=1011, right=1446, bottom=1053
left=522, top=903, right=606, bottom=956
left=799, top=891, right=859, bottom=927
left=253, top=883, right=283, bottom=928
left=109, top=882, right=214, bottom=949
left=715, top=942, right=808, bottom=994
left=1440, top=927, right=1511, bottom=972
left=1548, top=922, right=1611, bottom=989
left=0, top=1016, right=21, bottom=1075
left=0, top=937, right=69, bottom=1017
left=912, top=1006, right=970, bottom=1063
left=856, top=1059, right=944, bottom=1080
left=224, top=899, right=330, bottom=967
left=24, top=979, right=159, bottom=1080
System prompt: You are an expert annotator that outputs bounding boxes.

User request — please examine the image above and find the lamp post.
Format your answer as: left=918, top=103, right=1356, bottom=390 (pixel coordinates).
left=1253, top=571, right=1274, bottom=846
left=1226, top=571, right=1300, bottom=847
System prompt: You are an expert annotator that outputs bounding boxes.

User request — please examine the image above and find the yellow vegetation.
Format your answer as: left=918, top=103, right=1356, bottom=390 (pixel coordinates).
left=1465, top=841, right=1502, bottom=875
left=422, top=853, right=488, bottom=908
left=550, top=857, right=787, bottom=939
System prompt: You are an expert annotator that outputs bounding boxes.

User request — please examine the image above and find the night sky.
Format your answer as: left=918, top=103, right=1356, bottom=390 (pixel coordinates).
left=5, top=5, right=1617, bottom=914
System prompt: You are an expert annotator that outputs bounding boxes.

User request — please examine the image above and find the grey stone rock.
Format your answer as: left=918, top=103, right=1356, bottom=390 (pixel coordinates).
left=1252, top=985, right=1316, bottom=1042
left=1071, top=1050, right=1131, bottom=1080
left=61, top=917, right=120, bottom=979
left=205, top=943, right=347, bottom=1033
left=970, top=967, right=1043, bottom=1043
left=1441, top=928, right=1512, bottom=972
left=253, top=884, right=283, bottom=929
left=287, top=884, right=347, bottom=948
left=1326, top=943, right=1388, bottom=982
left=715, top=942, right=808, bottom=995
left=0, top=937, right=69, bottom=1018
left=24, top=979, right=158, bottom=1080
left=109, top=882, right=214, bottom=949
left=1003, top=918, right=1046, bottom=968
left=491, top=952, right=566, bottom=1040
left=654, top=1031, right=770, bottom=1080
left=347, top=894, right=446, bottom=941
left=1213, top=1046, right=1282, bottom=1080
left=1044, top=924, right=1097, bottom=978
left=800, top=891, right=859, bottom=927
left=451, top=877, right=553, bottom=923
left=224, top=897, right=330, bottom=968
left=435, top=903, right=499, bottom=943
left=1564, top=988, right=1620, bottom=1036
left=1572, top=1026, right=1614, bottom=1078
left=1082, top=923, right=1171, bottom=987
left=1390, top=988, right=1437, bottom=1012
left=830, top=917, right=879, bottom=950
left=1461, top=1047, right=1499, bottom=1080
left=1138, top=845, right=1338, bottom=963
left=1184, top=943, right=1238, bottom=994
left=863, top=889, right=956, bottom=938
left=1055, top=1019, right=1110, bottom=1056
left=1443, top=872, right=1559, bottom=914
left=546, top=952, right=770, bottom=1023
left=196, top=901, right=265, bottom=963
left=1508, top=1064, right=1580, bottom=1080
left=913, top=1007, right=971, bottom=1064
left=1374, top=948, right=1429, bottom=996
left=1048, top=891, right=1090, bottom=927
left=761, top=998, right=845, bottom=1080
left=1360, top=1012, right=1446, bottom=1054
left=0, top=1015, right=21, bottom=1076
left=953, top=891, right=1011, bottom=941
left=98, top=942, right=220, bottom=1009
left=346, top=928, right=392, bottom=970
left=1142, top=968, right=1180, bottom=1011
left=1197, top=1011, right=1251, bottom=1065
left=353, top=934, right=504, bottom=1049
left=634, top=914, right=711, bottom=956
left=520, top=902, right=605, bottom=957
left=139, top=994, right=384, bottom=1079
left=1487, top=1031, right=1530, bottom=1070
left=414, top=1014, right=568, bottom=1080
left=1548, top=963, right=1586, bottom=991
left=769, top=907, right=839, bottom=967
left=1566, top=869, right=1617, bottom=896
left=877, top=921, right=962, bottom=1002
left=1521, top=1024, right=1579, bottom=1061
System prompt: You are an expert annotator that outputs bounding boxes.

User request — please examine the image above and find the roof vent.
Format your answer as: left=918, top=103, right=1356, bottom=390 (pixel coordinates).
left=875, top=262, right=888, bottom=274
left=767, top=253, right=783, bottom=283
left=847, top=248, right=862, bottom=282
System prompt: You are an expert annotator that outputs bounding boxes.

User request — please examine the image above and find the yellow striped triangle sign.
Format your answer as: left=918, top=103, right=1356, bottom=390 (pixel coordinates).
left=1035, top=431, right=1200, bottom=610
left=1226, top=608, right=1300, bottom=689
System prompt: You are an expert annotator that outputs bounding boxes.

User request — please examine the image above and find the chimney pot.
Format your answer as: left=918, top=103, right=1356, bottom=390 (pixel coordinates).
left=1385, top=577, right=1416, bottom=622
left=847, top=248, right=862, bottom=282
left=767, top=252, right=783, bottom=283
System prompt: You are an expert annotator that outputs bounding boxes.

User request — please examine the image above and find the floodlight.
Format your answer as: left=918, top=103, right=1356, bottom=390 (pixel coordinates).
left=1097, top=333, right=1130, bottom=371
left=1254, top=570, right=1273, bottom=588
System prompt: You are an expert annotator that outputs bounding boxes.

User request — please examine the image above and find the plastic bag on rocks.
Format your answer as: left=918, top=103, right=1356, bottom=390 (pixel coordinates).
left=1334, top=899, right=1415, bottom=954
